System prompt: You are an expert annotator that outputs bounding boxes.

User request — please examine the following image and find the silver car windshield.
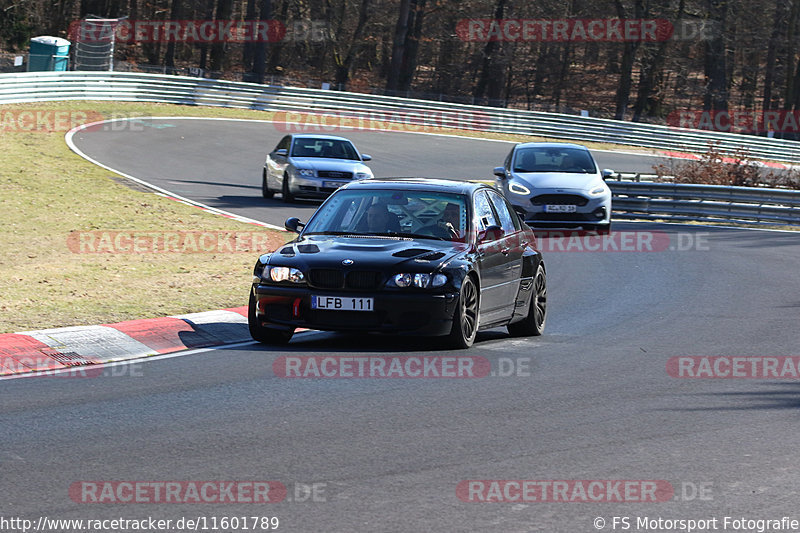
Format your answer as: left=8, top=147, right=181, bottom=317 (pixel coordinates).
left=303, top=189, right=470, bottom=243
left=513, top=147, right=597, bottom=174
left=291, top=138, right=360, bottom=160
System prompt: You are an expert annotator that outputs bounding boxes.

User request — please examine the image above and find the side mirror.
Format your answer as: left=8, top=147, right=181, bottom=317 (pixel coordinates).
left=361, top=154, right=372, bottom=162
left=284, top=217, right=305, bottom=233
left=478, top=225, right=504, bottom=243
left=274, top=148, right=288, bottom=157
left=601, top=169, right=615, bottom=180
left=493, top=166, right=507, bottom=178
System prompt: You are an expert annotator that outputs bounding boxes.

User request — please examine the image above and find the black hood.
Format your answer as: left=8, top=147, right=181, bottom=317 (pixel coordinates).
left=270, top=234, right=467, bottom=271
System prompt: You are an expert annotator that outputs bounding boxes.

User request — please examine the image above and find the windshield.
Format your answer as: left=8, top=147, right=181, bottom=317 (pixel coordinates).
left=303, top=189, right=470, bottom=243
left=513, top=147, right=597, bottom=174
left=291, top=138, right=360, bottom=160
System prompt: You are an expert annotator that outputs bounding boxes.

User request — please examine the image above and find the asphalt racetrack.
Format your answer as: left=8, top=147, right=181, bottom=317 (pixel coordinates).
left=2, top=118, right=800, bottom=532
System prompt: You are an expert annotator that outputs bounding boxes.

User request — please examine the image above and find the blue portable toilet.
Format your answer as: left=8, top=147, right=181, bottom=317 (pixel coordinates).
left=28, top=36, right=71, bottom=71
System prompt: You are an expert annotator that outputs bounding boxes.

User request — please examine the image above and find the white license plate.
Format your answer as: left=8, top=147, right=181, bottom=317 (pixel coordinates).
left=323, top=181, right=348, bottom=189
left=545, top=204, right=577, bottom=213
left=312, top=296, right=374, bottom=311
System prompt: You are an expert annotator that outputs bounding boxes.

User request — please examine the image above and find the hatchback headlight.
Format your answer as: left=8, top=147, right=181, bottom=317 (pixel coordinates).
left=589, top=185, right=607, bottom=196
left=509, top=182, right=531, bottom=195
left=268, top=266, right=305, bottom=283
left=297, top=169, right=316, bottom=177
left=388, top=273, right=447, bottom=288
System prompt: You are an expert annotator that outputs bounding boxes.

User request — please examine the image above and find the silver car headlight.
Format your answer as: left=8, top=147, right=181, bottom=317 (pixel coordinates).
left=509, top=182, right=531, bottom=195
left=589, top=185, right=607, bottom=196
left=268, top=266, right=305, bottom=283
left=388, top=273, right=447, bottom=289
left=297, top=169, right=316, bottom=177
left=355, top=172, right=371, bottom=179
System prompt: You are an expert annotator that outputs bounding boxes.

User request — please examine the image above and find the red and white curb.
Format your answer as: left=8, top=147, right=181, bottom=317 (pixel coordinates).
left=659, top=150, right=791, bottom=169
left=0, top=307, right=251, bottom=377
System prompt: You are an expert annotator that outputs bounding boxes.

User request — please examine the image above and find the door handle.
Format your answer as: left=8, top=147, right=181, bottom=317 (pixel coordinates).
left=501, top=248, right=510, bottom=255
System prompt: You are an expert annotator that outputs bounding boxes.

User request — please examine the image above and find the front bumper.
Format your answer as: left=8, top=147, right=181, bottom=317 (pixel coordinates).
left=252, top=284, right=458, bottom=336
left=513, top=196, right=611, bottom=226
left=290, top=175, right=366, bottom=198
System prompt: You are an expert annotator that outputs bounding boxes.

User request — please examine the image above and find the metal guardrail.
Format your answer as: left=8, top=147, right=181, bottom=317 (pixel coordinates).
left=2, top=71, right=799, bottom=226
left=607, top=180, right=800, bottom=225
left=2, top=70, right=800, bottom=163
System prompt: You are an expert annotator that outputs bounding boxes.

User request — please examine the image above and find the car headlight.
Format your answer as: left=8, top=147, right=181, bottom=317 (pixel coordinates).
left=509, top=182, right=531, bottom=195
left=589, top=185, right=607, bottom=196
left=355, top=172, right=371, bottom=179
left=268, top=266, right=305, bottom=283
left=297, top=169, right=316, bottom=177
left=388, top=273, right=447, bottom=288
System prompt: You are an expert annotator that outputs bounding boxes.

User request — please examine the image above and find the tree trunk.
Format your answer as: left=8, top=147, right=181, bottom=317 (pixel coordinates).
left=198, top=0, right=217, bottom=71
left=613, top=0, right=644, bottom=120
left=209, top=0, right=234, bottom=72
left=784, top=0, right=800, bottom=109
left=398, top=0, right=426, bottom=92
left=334, top=0, right=371, bottom=89
left=703, top=0, right=729, bottom=111
left=632, top=0, right=684, bottom=121
left=163, top=0, right=183, bottom=68
left=243, top=0, right=258, bottom=73
left=252, top=0, right=272, bottom=84
left=385, top=0, right=412, bottom=94
left=763, top=0, right=786, bottom=110
left=473, top=0, right=508, bottom=105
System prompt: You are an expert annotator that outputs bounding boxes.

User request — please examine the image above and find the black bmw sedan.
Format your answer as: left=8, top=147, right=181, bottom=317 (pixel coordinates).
left=248, top=178, right=546, bottom=349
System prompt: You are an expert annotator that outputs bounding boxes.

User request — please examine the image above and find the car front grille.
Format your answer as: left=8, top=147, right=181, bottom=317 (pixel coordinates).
left=318, top=171, right=353, bottom=179
left=308, top=269, right=383, bottom=290
left=346, top=271, right=383, bottom=290
left=309, top=269, right=345, bottom=289
left=529, top=212, right=591, bottom=222
left=531, top=194, right=589, bottom=206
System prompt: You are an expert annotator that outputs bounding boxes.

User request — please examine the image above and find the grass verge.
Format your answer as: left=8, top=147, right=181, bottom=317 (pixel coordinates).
left=0, top=101, right=293, bottom=334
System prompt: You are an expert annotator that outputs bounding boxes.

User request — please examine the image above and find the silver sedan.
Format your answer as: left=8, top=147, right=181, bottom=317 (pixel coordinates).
left=494, top=142, right=613, bottom=234
left=263, top=134, right=374, bottom=202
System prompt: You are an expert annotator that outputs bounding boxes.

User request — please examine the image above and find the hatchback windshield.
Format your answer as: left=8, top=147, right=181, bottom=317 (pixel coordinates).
left=291, top=138, right=360, bottom=160
left=303, top=189, right=470, bottom=242
left=513, top=147, right=597, bottom=174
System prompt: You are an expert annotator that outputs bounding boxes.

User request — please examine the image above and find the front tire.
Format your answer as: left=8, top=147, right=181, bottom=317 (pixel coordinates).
left=447, top=275, right=479, bottom=349
left=281, top=173, right=295, bottom=203
left=262, top=169, right=274, bottom=198
left=248, top=291, right=294, bottom=344
left=507, top=263, right=546, bottom=337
